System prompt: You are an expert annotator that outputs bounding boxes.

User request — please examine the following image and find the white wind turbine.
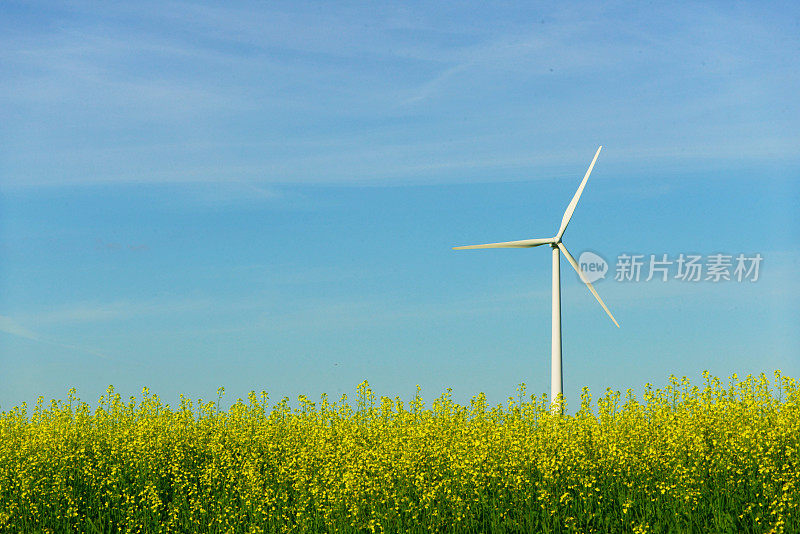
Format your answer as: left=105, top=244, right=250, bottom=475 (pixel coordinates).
left=453, top=146, right=619, bottom=410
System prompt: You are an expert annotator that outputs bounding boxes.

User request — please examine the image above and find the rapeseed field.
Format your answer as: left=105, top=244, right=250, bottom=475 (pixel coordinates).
left=0, top=371, right=797, bottom=533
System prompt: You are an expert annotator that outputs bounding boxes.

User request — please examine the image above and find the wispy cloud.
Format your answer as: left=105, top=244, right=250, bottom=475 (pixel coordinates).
left=0, top=315, right=40, bottom=340
left=0, top=1, right=797, bottom=189
left=0, top=315, right=108, bottom=358
left=16, top=298, right=217, bottom=326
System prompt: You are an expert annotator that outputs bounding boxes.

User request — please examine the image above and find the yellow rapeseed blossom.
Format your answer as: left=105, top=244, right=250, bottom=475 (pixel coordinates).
left=0, top=371, right=798, bottom=532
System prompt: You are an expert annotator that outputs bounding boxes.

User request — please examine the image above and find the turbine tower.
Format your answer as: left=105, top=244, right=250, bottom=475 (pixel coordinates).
left=453, top=146, right=619, bottom=411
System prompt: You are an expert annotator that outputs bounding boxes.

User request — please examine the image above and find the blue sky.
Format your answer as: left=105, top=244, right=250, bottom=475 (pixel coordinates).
left=1, top=1, right=798, bottom=410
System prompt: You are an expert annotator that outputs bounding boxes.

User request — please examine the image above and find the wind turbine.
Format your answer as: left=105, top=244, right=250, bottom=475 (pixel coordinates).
left=453, top=146, right=619, bottom=411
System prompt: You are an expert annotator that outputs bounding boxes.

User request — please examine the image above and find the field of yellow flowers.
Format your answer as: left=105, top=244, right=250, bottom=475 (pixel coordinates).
left=1, top=371, right=798, bottom=533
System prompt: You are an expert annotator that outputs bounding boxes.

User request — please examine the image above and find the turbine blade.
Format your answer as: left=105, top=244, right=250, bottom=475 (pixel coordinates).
left=555, top=146, right=602, bottom=240
left=558, top=242, right=620, bottom=328
left=453, top=237, right=554, bottom=250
